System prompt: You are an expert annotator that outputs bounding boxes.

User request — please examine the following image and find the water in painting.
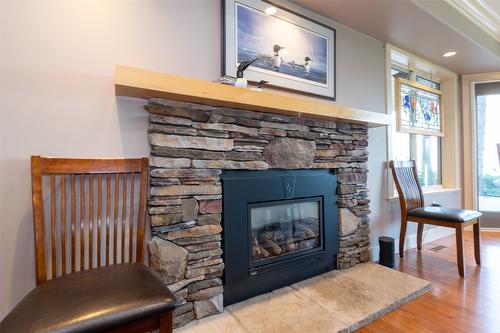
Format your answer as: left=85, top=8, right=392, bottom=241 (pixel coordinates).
left=236, top=3, right=328, bottom=85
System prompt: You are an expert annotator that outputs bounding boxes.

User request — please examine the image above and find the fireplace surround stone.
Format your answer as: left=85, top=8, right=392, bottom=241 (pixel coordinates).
left=145, top=98, right=371, bottom=328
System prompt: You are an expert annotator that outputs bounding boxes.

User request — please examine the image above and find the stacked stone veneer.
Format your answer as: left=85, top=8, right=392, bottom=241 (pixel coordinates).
left=146, top=98, right=371, bottom=328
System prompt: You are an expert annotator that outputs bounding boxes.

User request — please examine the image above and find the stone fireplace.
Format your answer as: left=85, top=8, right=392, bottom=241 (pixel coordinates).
left=145, top=98, right=371, bottom=328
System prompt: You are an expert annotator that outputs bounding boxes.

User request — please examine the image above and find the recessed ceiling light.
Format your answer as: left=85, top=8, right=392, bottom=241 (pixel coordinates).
left=442, top=51, right=457, bottom=57
left=265, top=6, right=277, bottom=15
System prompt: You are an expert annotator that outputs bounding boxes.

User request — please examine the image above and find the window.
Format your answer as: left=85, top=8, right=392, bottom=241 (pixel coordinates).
left=416, top=75, right=440, bottom=90
left=390, top=66, right=442, bottom=187
left=475, top=82, right=500, bottom=212
left=387, top=44, right=460, bottom=198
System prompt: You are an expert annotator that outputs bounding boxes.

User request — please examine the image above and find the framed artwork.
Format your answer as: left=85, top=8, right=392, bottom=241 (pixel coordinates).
left=222, top=0, right=336, bottom=100
left=395, top=77, right=444, bottom=136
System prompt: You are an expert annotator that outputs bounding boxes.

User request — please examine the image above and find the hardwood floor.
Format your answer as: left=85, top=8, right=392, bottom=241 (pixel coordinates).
left=359, top=231, right=500, bottom=333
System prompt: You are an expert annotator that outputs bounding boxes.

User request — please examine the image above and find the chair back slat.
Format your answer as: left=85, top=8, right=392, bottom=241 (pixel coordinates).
left=113, top=174, right=119, bottom=264
left=50, top=176, right=56, bottom=278
left=70, top=175, right=76, bottom=273
left=121, top=174, right=128, bottom=262
left=61, top=176, right=66, bottom=275
left=80, top=174, right=85, bottom=271
left=106, top=175, right=111, bottom=266
left=88, top=175, right=94, bottom=269
left=136, top=168, right=148, bottom=263
left=129, top=172, right=135, bottom=261
left=97, top=175, right=103, bottom=266
left=389, top=160, right=425, bottom=215
left=31, top=156, right=149, bottom=285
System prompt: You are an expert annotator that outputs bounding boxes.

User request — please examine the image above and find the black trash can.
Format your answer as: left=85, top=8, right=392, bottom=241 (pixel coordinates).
left=379, top=236, right=396, bottom=269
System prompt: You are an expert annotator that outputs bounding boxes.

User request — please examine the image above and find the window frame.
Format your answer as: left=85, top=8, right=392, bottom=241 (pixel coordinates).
left=390, top=66, right=443, bottom=189
left=461, top=72, right=500, bottom=210
left=385, top=44, right=460, bottom=200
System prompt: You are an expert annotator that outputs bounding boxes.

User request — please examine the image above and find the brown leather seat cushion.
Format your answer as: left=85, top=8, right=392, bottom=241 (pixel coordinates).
left=0, top=263, right=175, bottom=333
left=408, top=207, right=482, bottom=222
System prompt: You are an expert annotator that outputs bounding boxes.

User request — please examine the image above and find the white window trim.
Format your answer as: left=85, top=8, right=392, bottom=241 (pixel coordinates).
left=461, top=71, right=500, bottom=210
left=384, top=44, right=460, bottom=201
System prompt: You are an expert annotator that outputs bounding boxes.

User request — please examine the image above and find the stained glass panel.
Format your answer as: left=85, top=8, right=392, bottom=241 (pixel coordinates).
left=396, top=78, right=443, bottom=136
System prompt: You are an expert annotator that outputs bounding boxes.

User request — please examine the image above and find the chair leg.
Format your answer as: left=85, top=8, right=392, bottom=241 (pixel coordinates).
left=159, top=311, right=173, bottom=333
left=399, top=218, right=408, bottom=258
left=455, top=225, right=465, bottom=277
left=417, top=223, right=424, bottom=251
left=473, top=220, right=481, bottom=265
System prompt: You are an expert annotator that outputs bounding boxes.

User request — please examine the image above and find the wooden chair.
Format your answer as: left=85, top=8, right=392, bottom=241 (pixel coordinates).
left=389, top=160, right=481, bottom=277
left=0, top=156, right=175, bottom=333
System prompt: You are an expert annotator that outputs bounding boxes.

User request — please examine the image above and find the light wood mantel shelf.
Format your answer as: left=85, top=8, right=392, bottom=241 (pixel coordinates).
left=115, top=65, right=391, bottom=128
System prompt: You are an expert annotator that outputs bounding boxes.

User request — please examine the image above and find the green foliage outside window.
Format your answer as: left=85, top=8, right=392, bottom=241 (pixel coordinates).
left=417, top=169, right=441, bottom=187
left=479, top=175, right=500, bottom=197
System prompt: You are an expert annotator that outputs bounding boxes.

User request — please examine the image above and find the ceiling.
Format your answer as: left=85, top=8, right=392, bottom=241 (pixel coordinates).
left=445, top=0, right=500, bottom=42
left=290, top=0, right=500, bottom=75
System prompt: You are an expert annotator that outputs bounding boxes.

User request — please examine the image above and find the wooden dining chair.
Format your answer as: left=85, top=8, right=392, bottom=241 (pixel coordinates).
left=0, top=156, right=175, bottom=333
left=389, top=160, right=482, bottom=277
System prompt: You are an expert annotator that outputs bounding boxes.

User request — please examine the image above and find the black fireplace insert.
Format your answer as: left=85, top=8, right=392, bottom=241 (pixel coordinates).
left=221, top=169, right=338, bottom=305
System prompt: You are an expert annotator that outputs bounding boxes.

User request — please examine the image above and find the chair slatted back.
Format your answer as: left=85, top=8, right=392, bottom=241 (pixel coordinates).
left=389, top=160, right=425, bottom=216
left=31, top=156, right=148, bottom=285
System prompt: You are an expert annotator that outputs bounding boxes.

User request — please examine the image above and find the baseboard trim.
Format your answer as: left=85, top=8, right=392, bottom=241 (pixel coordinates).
left=480, top=227, right=500, bottom=232
left=370, top=226, right=455, bottom=262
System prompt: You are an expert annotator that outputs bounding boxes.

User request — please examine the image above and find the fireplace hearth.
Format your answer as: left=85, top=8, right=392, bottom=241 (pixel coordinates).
left=222, top=169, right=338, bottom=305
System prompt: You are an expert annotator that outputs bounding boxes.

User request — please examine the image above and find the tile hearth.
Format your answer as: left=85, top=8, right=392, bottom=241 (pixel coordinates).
left=176, top=263, right=431, bottom=333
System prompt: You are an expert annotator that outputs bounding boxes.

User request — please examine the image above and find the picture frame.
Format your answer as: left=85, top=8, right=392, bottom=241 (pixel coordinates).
left=222, top=0, right=336, bottom=100
left=395, top=77, right=444, bottom=137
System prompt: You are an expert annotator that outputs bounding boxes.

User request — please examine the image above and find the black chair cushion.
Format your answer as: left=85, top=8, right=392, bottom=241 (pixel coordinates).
left=408, top=207, right=482, bottom=222
left=0, top=263, right=175, bottom=333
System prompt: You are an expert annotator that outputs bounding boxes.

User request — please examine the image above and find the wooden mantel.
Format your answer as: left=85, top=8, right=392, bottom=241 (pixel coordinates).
left=115, top=65, right=391, bottom=128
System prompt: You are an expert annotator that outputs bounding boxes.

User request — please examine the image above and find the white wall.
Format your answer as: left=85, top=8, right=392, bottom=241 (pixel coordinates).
left=0, top=0, right=222, bottom=319
left=0, top=0, right=460, bottom=319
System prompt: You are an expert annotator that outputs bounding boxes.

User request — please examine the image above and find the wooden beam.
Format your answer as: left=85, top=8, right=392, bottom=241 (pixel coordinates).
left=115, top=65, right=391, bottom=128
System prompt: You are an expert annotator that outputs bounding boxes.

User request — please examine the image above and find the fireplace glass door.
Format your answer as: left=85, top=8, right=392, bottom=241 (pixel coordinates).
left=249, top=198, right=322, bottom=266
